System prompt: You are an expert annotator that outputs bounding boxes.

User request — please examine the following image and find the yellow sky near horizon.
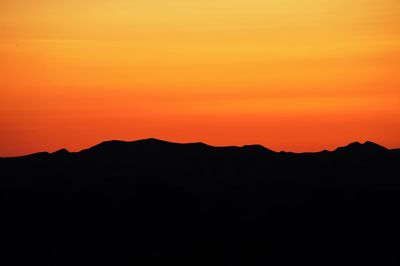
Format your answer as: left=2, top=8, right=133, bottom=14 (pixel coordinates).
left=0, top=0, right=399, bottom=156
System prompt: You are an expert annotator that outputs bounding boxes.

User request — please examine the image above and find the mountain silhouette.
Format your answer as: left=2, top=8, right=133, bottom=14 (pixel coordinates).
left=1, top=138, right=400, bottom=266
left=6, top=138, right=389, bottom=159
left=334, top=141, right=388, bottom=156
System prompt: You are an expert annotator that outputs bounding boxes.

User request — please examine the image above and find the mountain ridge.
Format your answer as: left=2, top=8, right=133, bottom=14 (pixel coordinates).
left=1, top=137, right=400, bottom=265
left=1, top=138, right=396, bottom=159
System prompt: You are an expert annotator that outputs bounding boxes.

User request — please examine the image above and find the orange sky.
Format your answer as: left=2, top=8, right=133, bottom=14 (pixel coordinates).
left=1, top=0, right=399, bottom=156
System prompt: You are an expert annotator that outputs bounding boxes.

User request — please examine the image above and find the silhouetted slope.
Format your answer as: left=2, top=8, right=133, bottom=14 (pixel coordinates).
left=1, top=139, right=400, bottom=266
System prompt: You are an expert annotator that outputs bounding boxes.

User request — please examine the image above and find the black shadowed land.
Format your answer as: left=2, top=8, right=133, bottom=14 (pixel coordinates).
left=1, top=138, right=400, bottom=265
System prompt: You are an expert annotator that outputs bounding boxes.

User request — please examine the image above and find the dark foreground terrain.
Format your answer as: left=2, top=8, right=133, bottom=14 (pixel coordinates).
left=1, top=138, right=400, bottom=265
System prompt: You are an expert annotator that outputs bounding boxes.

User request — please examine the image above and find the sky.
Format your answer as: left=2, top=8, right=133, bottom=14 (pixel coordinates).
left=0, top=0, right=399, bottom=156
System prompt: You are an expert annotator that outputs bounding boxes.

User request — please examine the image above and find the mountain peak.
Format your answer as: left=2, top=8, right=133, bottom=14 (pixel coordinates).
left=364, top=141, right=387, bottom=149
left=52, top=148, right=70, bottom=156
left=334, top=141, right=388, bottom=155
left=136, top=138, right=171, bottom=144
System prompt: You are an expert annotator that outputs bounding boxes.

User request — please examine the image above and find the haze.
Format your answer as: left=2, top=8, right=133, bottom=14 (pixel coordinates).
left=0, top=0, right=399, bottom=156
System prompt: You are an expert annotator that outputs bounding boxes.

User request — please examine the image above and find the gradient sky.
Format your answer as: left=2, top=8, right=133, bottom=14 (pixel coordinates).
left=1, top=0, right=399, bottom=156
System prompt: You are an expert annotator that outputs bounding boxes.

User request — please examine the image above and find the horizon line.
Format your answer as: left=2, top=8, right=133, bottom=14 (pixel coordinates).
left=2, top=138, right=398, bottom=159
